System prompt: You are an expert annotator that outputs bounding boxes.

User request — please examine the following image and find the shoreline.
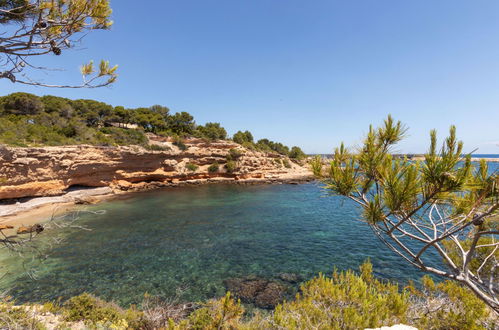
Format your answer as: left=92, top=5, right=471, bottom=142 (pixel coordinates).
left=0, top=174, right=314, bottom=227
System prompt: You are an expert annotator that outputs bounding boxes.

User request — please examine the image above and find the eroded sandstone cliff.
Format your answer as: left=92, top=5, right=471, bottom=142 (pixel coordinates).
left=0, top=137, right=312, bottom=200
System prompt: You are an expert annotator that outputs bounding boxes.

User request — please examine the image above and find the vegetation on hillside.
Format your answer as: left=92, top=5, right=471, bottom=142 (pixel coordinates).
left=0, top=93, right=306, bottom=158
left=231, top=129, right=305, bottom=159
left=1, top=261, right=495, bottom=329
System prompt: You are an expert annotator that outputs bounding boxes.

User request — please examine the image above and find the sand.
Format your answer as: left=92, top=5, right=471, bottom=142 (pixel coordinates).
left=0, top=187, right=114, bottom=227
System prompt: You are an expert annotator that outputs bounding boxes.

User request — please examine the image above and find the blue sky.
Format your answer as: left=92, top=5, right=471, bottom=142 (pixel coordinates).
left=2, top=0, right=499, bottom=154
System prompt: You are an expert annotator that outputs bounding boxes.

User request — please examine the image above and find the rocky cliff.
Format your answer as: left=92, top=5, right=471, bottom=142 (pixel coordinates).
left=0, top=137, right=312, bottom=200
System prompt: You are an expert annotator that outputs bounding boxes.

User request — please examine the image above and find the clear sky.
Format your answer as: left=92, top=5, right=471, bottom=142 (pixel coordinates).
left=2, top=1, right=499, bottom=154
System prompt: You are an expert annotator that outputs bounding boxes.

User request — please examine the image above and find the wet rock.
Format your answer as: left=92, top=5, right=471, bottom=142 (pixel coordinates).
left=254, top=282, right=286, bottom=309
left=224, top=277, right=287, bottom=309
left=278, top=273, right=303, bottom=284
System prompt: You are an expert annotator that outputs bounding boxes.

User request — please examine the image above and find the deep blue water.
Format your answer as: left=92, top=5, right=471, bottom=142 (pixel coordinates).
left=472, top=154, right=499, bottom=158
left=0, top=183, right=432, bottom=306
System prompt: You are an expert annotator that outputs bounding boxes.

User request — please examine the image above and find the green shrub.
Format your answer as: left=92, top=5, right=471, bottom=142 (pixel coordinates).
left=227, top=148, right=244, bottom=160
left=208, top=163, right=219, bottom=173
left=289, top=146, right=306, bottom=160
left=225, top=160, right=236, bottom=173
left=268, top=261, right=409, bottom=329
left=63, top=293, right=145, bottom=328
left=195, top=122, right=227, bottom=141
left=232, top=130, right=254, bottom=144
left=99, top=127, right=147, bottom=146
left=242, top=141, right=256, bottom=150
left=186, top=293, right=244, bottom=330
left=256, top=139, right=289, bottom=155
left=309, top=155, right=323, bottom=177
left=283, top=159, right=292, bottom=168
left=41, top=298, right=63, bottom=314
left=173, top=136, right=188, bottom=151
left=409, top=276, right=494, bottom=330
left=186, top=163, right=199, bottom=172
left=0, top=300, right=44, bottom=330
left=145, top=143, right=171, bottom=151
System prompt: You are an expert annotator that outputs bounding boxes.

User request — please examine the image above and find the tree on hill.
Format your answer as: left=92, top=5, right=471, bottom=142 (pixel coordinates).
left=196, top=122, right=227, bottom=141
left=132, top=107, right=166, bottom=133
left=256, top=139, right=290, bottom=155
left=71, top=99, right=113, bottom=127
left=111, top=106, right=133, bottom=128
left=149, top=105, right=170, bottom=121
left=167, top=112, right=195, bottom=136
left=0, top=92, right=44, bottom=115
left=0, top=92, right=308, bottom=155
left=313, top=115, right=499, bottom=312
left=40, top=95, right=74, bottom=118
left=0, top=0, right=117, bottom=88
left=233, top=130, right=254, bottom=144
left=289, top=146, right=306, bottom=160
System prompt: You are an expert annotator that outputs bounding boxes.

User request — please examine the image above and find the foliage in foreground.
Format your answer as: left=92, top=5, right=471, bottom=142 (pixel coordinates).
left=0, top=0, right=117, bottom=88
left=0, top=300, right=44, bottom=330
left=2, top=261, right=496, bottom=329
left=167, top=263, right=496, bottom=330
left=313, top=116, right=499, bottom=311
left=62, top=293, right=146, bottom=329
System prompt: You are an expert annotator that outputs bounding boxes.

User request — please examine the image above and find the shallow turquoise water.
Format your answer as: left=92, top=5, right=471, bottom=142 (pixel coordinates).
left=1, top=183, right=432, bottom=306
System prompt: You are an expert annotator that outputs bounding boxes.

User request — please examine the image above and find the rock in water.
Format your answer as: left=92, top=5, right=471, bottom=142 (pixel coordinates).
left=224, top=277, right=287, bottom=309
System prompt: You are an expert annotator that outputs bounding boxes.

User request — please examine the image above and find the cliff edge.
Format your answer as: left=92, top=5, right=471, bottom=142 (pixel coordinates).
left=0, top=137, right=312, bottom=201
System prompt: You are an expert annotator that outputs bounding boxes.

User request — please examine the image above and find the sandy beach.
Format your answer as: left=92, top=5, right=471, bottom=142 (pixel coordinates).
left=0, top=187, right=114, bottom=227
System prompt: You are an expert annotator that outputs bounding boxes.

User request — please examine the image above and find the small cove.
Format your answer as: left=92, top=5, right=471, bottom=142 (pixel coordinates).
left=0, top=182, right=454, bottom=306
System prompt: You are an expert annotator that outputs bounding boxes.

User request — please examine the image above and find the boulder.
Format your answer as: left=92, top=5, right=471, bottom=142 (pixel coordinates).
left=224, top=277, right=287, bottom=309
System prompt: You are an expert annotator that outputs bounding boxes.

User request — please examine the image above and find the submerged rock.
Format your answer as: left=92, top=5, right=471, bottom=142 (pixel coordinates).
left=254, top=282, right=286, bottom=309
left=278, top=273, right=303, bottom=284
left=223, top=277, right=287, bottom=309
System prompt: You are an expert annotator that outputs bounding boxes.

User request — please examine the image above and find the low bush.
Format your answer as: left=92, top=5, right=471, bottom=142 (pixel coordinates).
left=0, top=299, right=44, bottom=330
left=408, top=276, right=494, bottom=330
left=225, top=160, right=237, bottom=173
left=165, top=261, right=496, bottom=329
left=283, top=159, right=292, bottom=168
left=184, top=293, right=244, bottom=329
left=241, top=141, right=256, bottom=150
left=63, top=293, right=146, bottom=328
left=208, top=163, right=219, bottom=173
left=145, top=143, right=171, bottom=151
left=227, top=148, right=244, bottom=161
left=309, top=155, right=323, bottom=177
left=173, top=136, right=188, bottom=151
left=289, top=146, right=306, bottom=160
left=99, top=127, right=148, bottom=146
left=186, top=163, right=199, bottom=172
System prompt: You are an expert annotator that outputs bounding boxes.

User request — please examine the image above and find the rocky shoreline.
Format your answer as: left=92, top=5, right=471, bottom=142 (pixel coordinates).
left=0, top=137, right=313, bottom=223
left=0, top=173, right=313, bottom=224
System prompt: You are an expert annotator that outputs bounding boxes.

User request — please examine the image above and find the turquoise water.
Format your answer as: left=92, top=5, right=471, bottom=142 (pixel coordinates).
left=1, top=183, right=433, bottom=306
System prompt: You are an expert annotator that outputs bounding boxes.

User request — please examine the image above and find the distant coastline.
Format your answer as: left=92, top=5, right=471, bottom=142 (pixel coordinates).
left=399, top=154, right=499, bottom=162
left=314, top=154, right=499, bottom=162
